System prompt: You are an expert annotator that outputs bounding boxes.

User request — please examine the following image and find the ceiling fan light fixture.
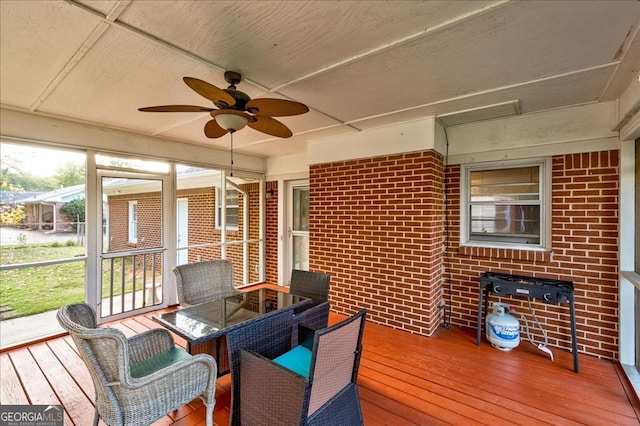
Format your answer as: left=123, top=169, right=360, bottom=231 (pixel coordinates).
left=139, top=73, right=308, bottom=139
left=216, top=113, right=248, bottom=132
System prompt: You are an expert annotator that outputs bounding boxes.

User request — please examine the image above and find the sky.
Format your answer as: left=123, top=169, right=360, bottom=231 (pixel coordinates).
left=1, top=142, right=85, bottom=178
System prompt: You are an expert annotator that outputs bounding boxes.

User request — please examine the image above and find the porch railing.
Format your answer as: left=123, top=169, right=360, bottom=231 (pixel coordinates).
left=100, top=248, right=164, bottom=317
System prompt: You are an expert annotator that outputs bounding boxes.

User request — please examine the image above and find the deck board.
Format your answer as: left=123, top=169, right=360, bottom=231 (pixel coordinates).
left=29, top=342, right=96, bottom=426
left=0, top=352, right=29, bottom=405
left=1, top=309, right=638, bottom=426
left=7, top=346, right=73, bottom=425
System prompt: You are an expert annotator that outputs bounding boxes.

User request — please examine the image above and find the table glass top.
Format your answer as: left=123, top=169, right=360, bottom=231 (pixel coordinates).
left=153, top=289, right=308, bottom=343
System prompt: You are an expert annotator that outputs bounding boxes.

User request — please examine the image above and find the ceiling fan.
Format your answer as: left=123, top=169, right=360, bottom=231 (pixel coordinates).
left=138, top=71, right=309, bottom=138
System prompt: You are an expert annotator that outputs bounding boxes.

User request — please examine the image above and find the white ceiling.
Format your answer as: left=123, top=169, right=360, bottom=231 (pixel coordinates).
left=1, top=1, right=639, bottom=159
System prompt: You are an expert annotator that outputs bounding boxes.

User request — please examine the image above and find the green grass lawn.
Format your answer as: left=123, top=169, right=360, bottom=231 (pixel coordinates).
left=1, top=243, right=86, bottom=317
left=1, top=242, right=155, bottom=318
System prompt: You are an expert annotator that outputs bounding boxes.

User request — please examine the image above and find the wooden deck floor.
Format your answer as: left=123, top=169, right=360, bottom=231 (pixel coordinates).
left=1, top=310, right=639, bottom=425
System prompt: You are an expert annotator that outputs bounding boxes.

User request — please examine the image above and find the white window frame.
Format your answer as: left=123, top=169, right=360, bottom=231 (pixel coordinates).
left=460, top=157, right=551, bottom=251
left=215, top=187, right=239, bottom=230
left=128, top=200, right=138, bottom=243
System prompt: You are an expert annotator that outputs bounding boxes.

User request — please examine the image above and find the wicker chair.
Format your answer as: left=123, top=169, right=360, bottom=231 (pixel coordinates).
left=172, top=259, right=238, bottom=306
left=289, top=270, right=331, bottom=342
left=229, top=308, right=366, bottom=426
left=57, top=303, right=217, bottom=426
left=290, top=269, right=330, bottom=307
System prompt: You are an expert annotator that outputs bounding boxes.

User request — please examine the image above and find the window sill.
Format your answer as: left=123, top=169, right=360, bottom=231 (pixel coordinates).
left=458, top=245, right=552, bottom=262
left=621, top=363, right=640, bottom=405
left=214, top=228, right=239, bottom=233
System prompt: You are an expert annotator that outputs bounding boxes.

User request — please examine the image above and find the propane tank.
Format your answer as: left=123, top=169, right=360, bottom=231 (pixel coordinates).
left=486, top=303, right=520, bottom=351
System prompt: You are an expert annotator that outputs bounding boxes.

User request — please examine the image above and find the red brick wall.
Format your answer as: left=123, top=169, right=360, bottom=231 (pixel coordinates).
left=180, top=187, right=219, bottom=261
left=445, top=150, right=619, bottom=359
left=108, top=193, right=162, bottom=251
left=308, top=149, right=619, bottom=360
left=265, top=181, right=279, bottom=284
left=310, top=151, right=446, bottom=336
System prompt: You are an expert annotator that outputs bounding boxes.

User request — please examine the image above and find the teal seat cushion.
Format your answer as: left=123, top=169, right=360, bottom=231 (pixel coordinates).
left=130, top=347, right=191, bottom=378
left=272, top=345, right=312, bottom=378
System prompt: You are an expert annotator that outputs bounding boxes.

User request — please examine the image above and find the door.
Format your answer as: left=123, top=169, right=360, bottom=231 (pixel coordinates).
left=177, top=198, right=188, bottom=266
left=97, top=170, right=168, bottom=321
left=287, top=180, right=310, bottom=274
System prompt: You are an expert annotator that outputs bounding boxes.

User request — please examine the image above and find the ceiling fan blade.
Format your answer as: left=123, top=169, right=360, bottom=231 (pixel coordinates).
left=245, top=98, right=309, bottom=117
left=204, top=119, right=228, bottom=138
left=138, top=105, right=214, bottom=112
left=184, top=77, right=236, bottom=107
left=248, top=116, right=293, bottom=138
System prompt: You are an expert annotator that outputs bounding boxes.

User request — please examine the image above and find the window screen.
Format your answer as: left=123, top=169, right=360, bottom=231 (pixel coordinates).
left=467, top=164, right=544, bottom=246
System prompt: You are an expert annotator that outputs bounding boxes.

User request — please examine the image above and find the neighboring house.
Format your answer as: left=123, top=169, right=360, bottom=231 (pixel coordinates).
left=0, top=190, right=41, bottom=206
left=102, top=169, right=262, bottom=286
left=18, top=184, right=84, bottom=233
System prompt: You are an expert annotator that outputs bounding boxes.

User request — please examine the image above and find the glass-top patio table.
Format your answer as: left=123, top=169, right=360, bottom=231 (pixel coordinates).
left=153, top=284, right=310, bottom=375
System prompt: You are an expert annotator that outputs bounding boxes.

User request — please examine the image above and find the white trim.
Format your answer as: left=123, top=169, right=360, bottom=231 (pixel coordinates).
left=215, top=187, right=240, bottom=231
left=460, top=157, right=551, bottom=250
left=128, top=200, right=138, bottom=243
left=619, top=137, right=638, bottom=396
left=0, top=107, right=266, bottom=174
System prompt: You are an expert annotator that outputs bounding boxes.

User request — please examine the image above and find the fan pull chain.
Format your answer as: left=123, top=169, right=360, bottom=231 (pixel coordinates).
left=230, top=131, right=234, bottom=177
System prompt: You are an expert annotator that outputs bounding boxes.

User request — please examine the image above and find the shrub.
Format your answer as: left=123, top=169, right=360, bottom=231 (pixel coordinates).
left=60, top=198, right=85, bottom=230
left=0, top=205, right=26, bottom=226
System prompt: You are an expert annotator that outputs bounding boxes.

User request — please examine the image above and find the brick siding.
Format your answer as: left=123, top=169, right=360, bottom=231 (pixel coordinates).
left=445, top=150, right=619, bottom=359
left=265, top=181, right=279, bottom=284
left=310, top=149, right=619, bottom=360
left=310, top=151, right=446, bottom=336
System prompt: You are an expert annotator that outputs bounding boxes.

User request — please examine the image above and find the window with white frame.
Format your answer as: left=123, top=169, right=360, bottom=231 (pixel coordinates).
left=216, top=188, right=239, bottom=229
left=128, top=200, right=138, bottom=242
left=461, top=158, right=550, bottom=249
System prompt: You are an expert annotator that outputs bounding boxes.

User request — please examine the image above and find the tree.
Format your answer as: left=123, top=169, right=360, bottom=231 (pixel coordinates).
left=1, top=159, right=54, bottom=192
left=54, top=162, right=85, bottom=187
left=60, top=198, right=85, bottom=226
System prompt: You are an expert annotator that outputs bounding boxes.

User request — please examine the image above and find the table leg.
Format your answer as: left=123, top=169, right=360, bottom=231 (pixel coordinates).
left=569, top=294, right=579, bottom=373
left=477, top=283, right=485, bottom=345
left=258, top=288, right=266, bottom=314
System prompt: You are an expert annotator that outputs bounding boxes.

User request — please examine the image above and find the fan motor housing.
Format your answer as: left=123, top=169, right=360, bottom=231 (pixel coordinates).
left=223, top=88, right=250, bottom=110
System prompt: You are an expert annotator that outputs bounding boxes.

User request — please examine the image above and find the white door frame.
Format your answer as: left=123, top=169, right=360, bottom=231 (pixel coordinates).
left=284, top=179, right=309, bottom=282
left=177, top=198, right=188, bottom=266
left=93, top=168, right=172, bottom=323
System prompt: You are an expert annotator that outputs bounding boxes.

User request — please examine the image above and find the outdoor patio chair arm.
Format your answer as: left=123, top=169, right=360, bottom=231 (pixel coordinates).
left=126, top=328, right=175, bottom=364
left=292, top=302, right=329, bottom=347
left=240, top=349, right=307, bottom=425
left=107, top=355, right=217, bottom=425
left=123, top=353, right=217, bottom=390
left=298, top=323, right=317, bottom=350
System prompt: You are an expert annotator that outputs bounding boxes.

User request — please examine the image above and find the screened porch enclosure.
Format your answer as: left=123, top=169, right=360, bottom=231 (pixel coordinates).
left=97, top=157, right=266, bottom=320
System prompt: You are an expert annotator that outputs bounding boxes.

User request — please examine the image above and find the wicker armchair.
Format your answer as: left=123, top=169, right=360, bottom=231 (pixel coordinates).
left=57, top=303, right=217, bottom=426
left=288, top=270, right=331, bottom=343
left=172, top=259, right=237, bottom=306
left=229, top=308, right=366, bottom=426
left=290, top=269, right=330, bottom=308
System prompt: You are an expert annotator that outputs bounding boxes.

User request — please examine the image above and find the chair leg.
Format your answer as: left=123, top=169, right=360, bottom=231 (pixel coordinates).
left=205, top=402, right=215, bottom=426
